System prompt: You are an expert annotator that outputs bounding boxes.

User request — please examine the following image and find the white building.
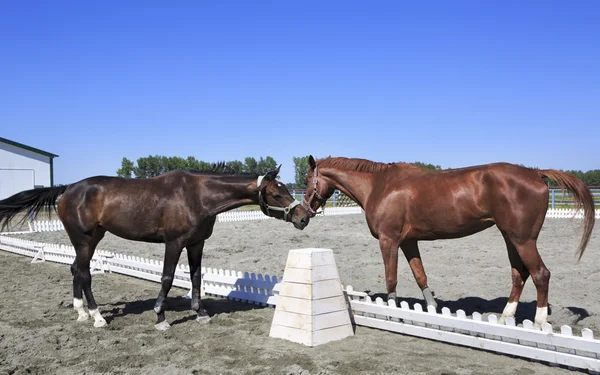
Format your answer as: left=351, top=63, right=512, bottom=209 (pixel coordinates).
left=0, top=137, right=59, bottom=200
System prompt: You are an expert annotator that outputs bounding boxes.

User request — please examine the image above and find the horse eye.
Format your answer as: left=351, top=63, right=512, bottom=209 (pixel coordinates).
left=273, top=194, right=282, bottom=199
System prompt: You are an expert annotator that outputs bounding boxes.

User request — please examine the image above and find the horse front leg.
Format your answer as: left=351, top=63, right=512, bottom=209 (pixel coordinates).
left=378, top=235, right=400, bottom=303
left=154, top=240, right=184, bottom=331
left=186, top=241, right=210, bottom=324
left=400, top=240, right=437, bottom=309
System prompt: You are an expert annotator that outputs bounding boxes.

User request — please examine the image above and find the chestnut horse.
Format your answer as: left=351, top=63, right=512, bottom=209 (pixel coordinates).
left=302, top=155, right=595, bottom=328
left=0, top=165, right=310, bottom=330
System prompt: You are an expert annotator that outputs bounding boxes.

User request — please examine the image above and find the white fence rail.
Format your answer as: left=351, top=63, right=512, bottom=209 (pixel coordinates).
left=0, top=236, right=280, bottom=306
left=546, top=208, right=600, bottom=219
left=345, top=287, right=600, bottom=372
left=20, top=206, right=364, bottom=231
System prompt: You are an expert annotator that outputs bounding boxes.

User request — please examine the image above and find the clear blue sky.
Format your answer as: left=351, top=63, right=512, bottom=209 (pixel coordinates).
left=1, top=1, right=598, bottom=185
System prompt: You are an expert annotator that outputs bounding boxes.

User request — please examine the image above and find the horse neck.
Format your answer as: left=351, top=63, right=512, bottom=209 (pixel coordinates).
left=320, top=167, right=374, bottom=209
left=203, top=177, right=258, bottom=216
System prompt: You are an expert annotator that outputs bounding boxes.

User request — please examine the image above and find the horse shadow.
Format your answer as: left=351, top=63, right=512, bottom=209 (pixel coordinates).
left=369, top=292, right=590, bottom=325
left=100, top=296, right=270, bottom=326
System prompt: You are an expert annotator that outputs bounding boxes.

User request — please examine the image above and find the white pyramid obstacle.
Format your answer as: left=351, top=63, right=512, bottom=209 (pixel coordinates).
left=269, top=248, right=354, bottom=346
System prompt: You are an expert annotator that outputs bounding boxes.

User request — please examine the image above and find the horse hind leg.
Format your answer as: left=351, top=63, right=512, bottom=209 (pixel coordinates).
left=71, top=261, right=89, bottom=322
left=521, top=241, right=550, bottom=329
left=499, top=232, right=530, bottom=325
left=501, top=234, right=550, bottom=329
left=71, top=229, right=107, bottom=327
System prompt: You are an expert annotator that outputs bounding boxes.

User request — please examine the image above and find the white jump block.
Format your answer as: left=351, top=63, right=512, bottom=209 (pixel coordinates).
left=30, top=245, right=46, bottom=264
left=269, top=248, right=354, bottom=347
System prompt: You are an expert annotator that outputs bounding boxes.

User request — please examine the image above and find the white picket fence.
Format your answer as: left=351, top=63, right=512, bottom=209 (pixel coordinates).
left=345, top=287, right=600, bottom=372
left=546, top=208, right=600, bottom=219
left=21, top=206, right=364, bottom=232
left=0, top=235, right=280, bottom=306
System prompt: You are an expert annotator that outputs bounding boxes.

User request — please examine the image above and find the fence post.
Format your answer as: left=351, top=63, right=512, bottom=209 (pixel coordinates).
left=551, top=189, right=555, bottom=209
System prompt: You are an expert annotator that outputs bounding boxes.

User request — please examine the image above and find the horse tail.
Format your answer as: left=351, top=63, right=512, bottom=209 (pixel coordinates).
left=538, top=169, right=595, bottom=260
left=0, top=185, right=69, bottom=231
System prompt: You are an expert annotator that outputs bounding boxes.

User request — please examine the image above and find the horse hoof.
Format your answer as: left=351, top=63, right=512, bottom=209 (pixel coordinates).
left=77, top=314, right=89, bottom=322
left=387, top=293, right=397, bottom=303
left=94, top=319, right=107, bottom=328
left=155, top=321, right=171, bottom=331
left=533, top=322, right=544, bottom=331
left=196, top=315, right=211, bottom=324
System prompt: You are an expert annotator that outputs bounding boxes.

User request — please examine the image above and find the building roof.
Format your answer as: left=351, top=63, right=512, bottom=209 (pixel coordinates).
left=0, top=137, right=59, bottom=158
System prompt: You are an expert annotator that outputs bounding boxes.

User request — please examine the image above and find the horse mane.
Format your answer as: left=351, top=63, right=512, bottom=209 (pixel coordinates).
left=317, top=156, right=406, bottom=173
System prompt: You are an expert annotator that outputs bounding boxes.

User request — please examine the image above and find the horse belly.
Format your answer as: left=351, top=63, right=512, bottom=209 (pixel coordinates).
left=104, top=221, right=168, bottom=243
left=407, top=206, right=495, bottom=241
left=426, top=220, right=495, bottom=240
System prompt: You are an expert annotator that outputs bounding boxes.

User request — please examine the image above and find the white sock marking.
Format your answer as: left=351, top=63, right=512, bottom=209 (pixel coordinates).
left=73, top=298, right=88, bottom=321
left=534, top=306, right=548, bottom=328
left=501, top=301, right=518, bottom=318
left=88, top=308, right=107, bottom=328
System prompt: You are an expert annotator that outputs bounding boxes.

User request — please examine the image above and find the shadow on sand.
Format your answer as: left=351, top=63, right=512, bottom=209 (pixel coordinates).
left=99, top=296, right=270, bottom=326
left=369, top=292, right=590, bottom=326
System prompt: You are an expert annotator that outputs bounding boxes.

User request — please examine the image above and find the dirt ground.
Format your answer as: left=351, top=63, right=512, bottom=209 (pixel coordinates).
left=1, top=213, right=599, bottom=375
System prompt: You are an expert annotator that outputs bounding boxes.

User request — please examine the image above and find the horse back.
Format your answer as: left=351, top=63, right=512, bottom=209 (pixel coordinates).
left=368, top=163, right=549, bottom=240
left=58, top=174, right=207, bottom=243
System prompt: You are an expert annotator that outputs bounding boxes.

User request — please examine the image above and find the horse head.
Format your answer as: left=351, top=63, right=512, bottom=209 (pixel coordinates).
left=256, top=165, right=310, bottom=230
left=302, top=155, right=335, bottom=217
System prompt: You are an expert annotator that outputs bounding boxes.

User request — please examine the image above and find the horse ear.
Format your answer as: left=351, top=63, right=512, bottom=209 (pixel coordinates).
left=263, top=168, right=278, bottom=181
left=274, top=164, right=281, bottom=176
left=308, top=155, right=316, bottom=169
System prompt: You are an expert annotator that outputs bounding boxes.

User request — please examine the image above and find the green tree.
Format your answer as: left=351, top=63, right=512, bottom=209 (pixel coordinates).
left=412, top=161, right=441, bottom=170
left=583, top=170, right=600, bottom=186
left=257, top=156, right=278, bottom=175
left=185, top=156, right=201, bottom=170
left=116, top=154, right=290, bottom=179
left=164, top=156, right=187, bottom=172
left=116, top=157, right=135, bottom=178
left=244, top=157, right=258, bottom=174
left=226, top=160, right=244, bottom=174
left=293, top=155, right=310, bottom=188
left=133, top=155, right=165, bottom=178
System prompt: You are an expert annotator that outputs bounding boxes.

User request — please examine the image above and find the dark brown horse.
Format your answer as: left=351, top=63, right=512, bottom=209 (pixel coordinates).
left=302, top=155, right=595, bottom=329
left=0, top=165, right=310, bottom=330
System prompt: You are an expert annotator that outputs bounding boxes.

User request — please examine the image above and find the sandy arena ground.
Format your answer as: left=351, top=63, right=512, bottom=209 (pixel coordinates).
left=1, top=213, right=599, bottom=375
